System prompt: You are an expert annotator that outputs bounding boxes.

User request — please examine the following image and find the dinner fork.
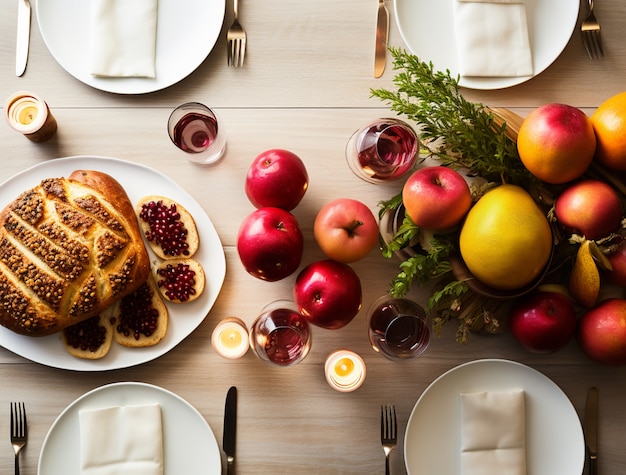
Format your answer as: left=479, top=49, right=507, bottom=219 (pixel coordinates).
left=581, top=0, right=603, bottom=59
left=226, top=0, right=247, bottom=67
left=381, top=405, right=397, bottom=475
left=10, top=402, right=28, bottom=475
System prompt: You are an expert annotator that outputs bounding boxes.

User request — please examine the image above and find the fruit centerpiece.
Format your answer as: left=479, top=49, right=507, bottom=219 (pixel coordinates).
left=372, top=48, right=626, bottom=360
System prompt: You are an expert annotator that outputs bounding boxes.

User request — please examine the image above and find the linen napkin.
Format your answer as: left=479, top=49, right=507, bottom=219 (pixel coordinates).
left=79, top=403, right=164, bottom=475
left=460, top=389, right=527, bottom=475
left=453, top=0, right=533, bottom=77
left=89, top=0, right=158, bottom=78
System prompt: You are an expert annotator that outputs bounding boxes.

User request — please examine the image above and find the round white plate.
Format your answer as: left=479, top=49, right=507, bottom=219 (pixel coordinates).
left=39, top=382, right=221, bottom=475
left=394, top=0, right=579, bottom=90
left=405, top=359, right=584, bottom=475
left=0, top=156, right=226, bottom=371
left=36, top=0, right=225, bottom=94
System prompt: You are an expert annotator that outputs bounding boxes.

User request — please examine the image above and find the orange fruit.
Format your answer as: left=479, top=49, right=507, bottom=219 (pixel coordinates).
left=517, top=103, right=596, bottom=184
left=459, top=184, right=553, bottom=291
left=591, top=91, right=626, bottom=171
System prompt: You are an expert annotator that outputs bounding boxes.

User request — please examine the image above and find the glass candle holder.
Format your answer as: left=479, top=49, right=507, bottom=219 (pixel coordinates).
left=346, top=118, right=418, bottom=183
left=325, top=350, right=366, bottom=392
left=5, top=91, right=57, bottom=143
left=167, top=102, right=226, bottom=165
left=249, top=300, right=311, bottom=367
left=368, top=295, right=431, bottom=360
left=211, top=317, right=249, bottom=359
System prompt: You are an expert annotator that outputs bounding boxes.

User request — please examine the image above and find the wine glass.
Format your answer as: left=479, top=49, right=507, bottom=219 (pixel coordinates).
left=167, top=102, right=226, bottom=165
left=368, top=295, right=430, bottom=360
left=249, top=300, right=312, bottom=367
left=346, top=118, right=418, bottom=183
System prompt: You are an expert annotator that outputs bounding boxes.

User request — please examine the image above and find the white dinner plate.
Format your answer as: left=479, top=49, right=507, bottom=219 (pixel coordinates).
left=405, top=359, right=584, bottom=475
left=39, top=382, right=221, bottom=475
left=0, top=156, right=226, bottom=371
left=36, top=0, right=226, bottom=94
left=394, top=0, right=579, bottom=90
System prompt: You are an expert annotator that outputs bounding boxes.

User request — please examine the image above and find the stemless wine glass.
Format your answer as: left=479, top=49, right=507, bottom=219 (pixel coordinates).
left=368, top=295, right=430, bottom=360
left=167, top=102, right=226, bottom=165
left=346, top=118, right=418, bottom=183
left=249, top=300, right=312, bottom=367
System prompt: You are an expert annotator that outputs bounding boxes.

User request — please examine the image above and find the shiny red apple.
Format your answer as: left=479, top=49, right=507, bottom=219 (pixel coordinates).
left=509, top=291, right=577, bottom=353
left=401, top=166, right=472, bottom=230
left=313, top=198, right=379, bottom=263
left=607, top=244, right=626, bottom=287
left=554, top=179, right=623, bottom=240
left=293, top=260, right=362, bottom=330
left=237, top=207, right=303, bottom=281
left=578, top=298, right=626, bottom=366
left=245, top=149, right=309, bottom=210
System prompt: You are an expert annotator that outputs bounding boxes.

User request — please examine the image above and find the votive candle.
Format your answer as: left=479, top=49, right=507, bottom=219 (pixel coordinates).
left=325, top=350, right=366, bottom=392
left=5, top=91, right=57, bottom=143
left=211, top=317, right=249, bottom=359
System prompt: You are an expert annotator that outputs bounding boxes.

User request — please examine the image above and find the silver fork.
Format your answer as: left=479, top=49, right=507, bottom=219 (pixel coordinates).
left=10, top=402, right=28, bottom=475
left=226, top=0, right=247, bottom=67
left=381, top=405, right=397, bottom=475
left=581, top=0, right=603, bottom=59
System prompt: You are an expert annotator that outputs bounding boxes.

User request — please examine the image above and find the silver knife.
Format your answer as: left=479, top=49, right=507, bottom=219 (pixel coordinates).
left=374, top=0, right=389, bottom=78
left=223, top=386, right=238, bottom=475
left=16, top=0, right=31, bottom=76
left=584, top=386, right=598, bottom=475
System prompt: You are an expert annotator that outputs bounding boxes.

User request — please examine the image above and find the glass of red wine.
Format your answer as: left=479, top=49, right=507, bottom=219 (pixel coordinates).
left=368, top=295, right=430, bottom=360
left=346, top=118, right=418, bottom=183
left=167, top=102, right=226, bottom=165
left=249, top=300, right=312, bottom=367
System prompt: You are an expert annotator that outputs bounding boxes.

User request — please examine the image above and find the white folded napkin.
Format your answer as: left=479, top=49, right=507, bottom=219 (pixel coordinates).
left=460, top=389, right=527, bottom=475
left=89, top=0, right=158, bottom=78
left=79, top=403, right=164, bottom=475
left=453, top=0, right=533, bottom=77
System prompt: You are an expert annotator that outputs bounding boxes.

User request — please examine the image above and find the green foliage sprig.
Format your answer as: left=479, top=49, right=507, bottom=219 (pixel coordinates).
left=371, top=47, right=534, bottom=188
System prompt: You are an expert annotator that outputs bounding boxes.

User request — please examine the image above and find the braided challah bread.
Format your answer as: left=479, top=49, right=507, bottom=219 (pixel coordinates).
left=0, top=169, right=150, bottom=337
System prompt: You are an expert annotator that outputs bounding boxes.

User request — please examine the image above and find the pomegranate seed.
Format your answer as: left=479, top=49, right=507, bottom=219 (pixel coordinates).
left=157, top=262, right=197, bottom=302
left=139, top=200, right=191, bottom=257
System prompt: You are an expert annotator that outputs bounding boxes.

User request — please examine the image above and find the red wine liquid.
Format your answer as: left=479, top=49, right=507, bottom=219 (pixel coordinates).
left=357, top=122, right=417, bottom=179
left=370, top=302, right=430, bottom=358
left=172, top=112, right=218, bottom=153
left=260, top=309, right=310, bottom=365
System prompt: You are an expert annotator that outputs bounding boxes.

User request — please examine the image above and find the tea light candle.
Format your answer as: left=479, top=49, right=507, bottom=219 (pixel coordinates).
left=325, top=350, right=366, bottom=392
left=211, top=317, right=249, bottom=359
left=5, top=91, right=57, bottom=143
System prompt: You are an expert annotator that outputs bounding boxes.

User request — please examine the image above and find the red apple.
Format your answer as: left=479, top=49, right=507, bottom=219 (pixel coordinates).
left=293, top=260, right=362, bottom=330
left=554, top=179, right=623, bottom=240
left=401, top=166, right=472, bottom=230
left=237, top=207, right=303, bottom=281
left=607, top=244, right=626, bottom=287
left=509, top=291, right=577, bottom=353
left=313, top=198, right=379, bottom=263
left=245, top=149, right=309, bottom=210
left=578, top=298, right=626, bottom=366
left=517, top=103, right=596, bottom=184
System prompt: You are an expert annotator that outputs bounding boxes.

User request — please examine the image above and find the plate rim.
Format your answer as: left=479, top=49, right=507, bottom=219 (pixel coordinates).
left=0, top=156, right=226, bottom=371
left=404, top=358, right=585, bottom=474
left=35, top=0, right=226, bottom=94
left=393, top=0, right=580, bottom=90
left=38, top=381, right=222, bottom=475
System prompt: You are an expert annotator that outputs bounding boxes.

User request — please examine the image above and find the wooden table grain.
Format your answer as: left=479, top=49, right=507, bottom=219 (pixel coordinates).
left=1, top=1, right=626, bottom=474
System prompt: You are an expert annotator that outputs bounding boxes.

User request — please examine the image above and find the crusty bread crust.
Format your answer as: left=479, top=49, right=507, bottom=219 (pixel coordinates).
left=112, top=274, right=168, bottom=348
left=136, top=195, right=199, bottom=260
left=154, top=258, right=205, bottom=303
left=0, top=170, right=150, bottom=336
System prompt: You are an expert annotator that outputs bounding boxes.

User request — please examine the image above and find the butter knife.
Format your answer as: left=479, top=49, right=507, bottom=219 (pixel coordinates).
left=374, top=0, right=389, bottom=78
left=584, top=386, right=598, bottom=475
left=223, top=386, right=238, bottom=475
left=16, top=0, right=31, bottom=76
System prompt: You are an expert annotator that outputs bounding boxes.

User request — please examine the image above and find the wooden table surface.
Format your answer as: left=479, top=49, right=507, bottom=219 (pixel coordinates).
left=1, top=1, right=626, bottom=474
